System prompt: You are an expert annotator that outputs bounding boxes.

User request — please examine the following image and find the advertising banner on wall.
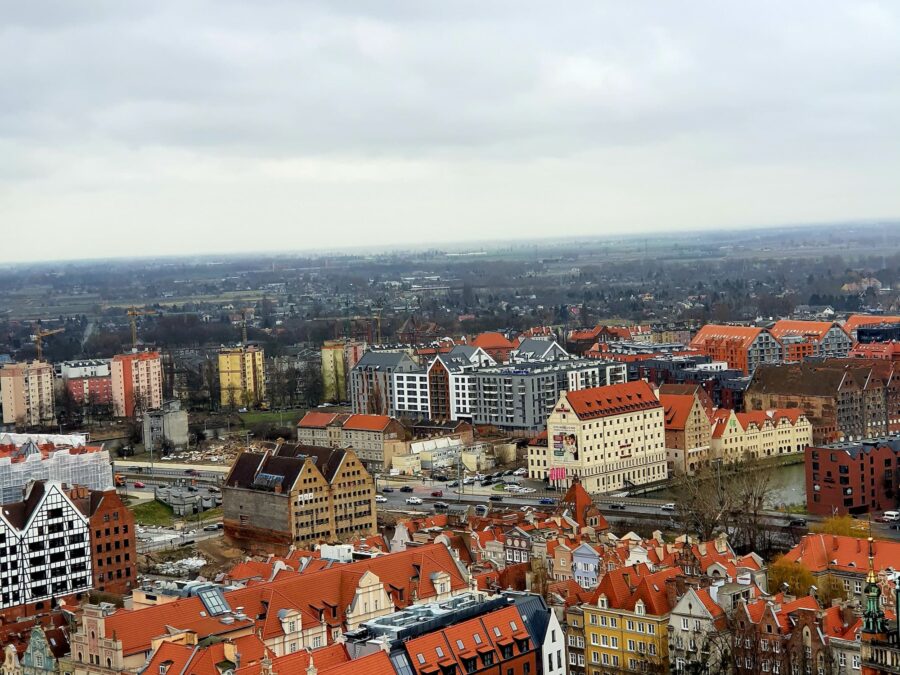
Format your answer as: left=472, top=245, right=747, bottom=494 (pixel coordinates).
left=550, top=425, right=579, bottom=465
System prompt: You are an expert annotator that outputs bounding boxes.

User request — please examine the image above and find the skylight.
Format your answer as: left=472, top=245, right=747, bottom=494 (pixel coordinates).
left=456, top=640, right=464, bottom=649
left=417, top=654, right=426, bottom=665
left=197, top=587, right=231, bottom=617
left=493, top=627, right=501, bottom=637
left=473, top=634, right=482, bottom=644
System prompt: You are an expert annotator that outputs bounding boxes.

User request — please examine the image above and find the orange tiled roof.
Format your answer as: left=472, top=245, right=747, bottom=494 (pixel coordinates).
left=659, top=394, right=697, bottom=431
left=690, top=324, right=767, bottom=350
left=297, top=411, right=339, bottom=428
left=769, top=320, right=844, bottom=341
left=471, top=332, right=516, bottom=350
left=783, top=534, right=900, bottom=575
left=342, top=414, right=393, bottom=432
left=844, top=314, right=900, bottom=333
left=105, top=543, right=467, bottom=656
left=564, top=380, right=660, bottom=420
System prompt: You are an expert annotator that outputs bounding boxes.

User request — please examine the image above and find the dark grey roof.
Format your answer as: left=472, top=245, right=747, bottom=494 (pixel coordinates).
left=273, top=443, right=348, bottom=482
left=502, top=592, right=551, bottom=646
left=224, top=451, right=305, bottom=492
left=514, top=339, right=567, bottom=360
left=355, top=351, right=418, bottom=371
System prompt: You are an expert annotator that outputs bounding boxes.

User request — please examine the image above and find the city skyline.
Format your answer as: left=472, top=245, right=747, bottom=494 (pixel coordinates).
left=3, top=1, right=900, bottom=260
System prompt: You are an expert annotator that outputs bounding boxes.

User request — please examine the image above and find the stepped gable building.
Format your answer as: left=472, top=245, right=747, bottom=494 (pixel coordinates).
left=746, top=359, right=899, bottom=444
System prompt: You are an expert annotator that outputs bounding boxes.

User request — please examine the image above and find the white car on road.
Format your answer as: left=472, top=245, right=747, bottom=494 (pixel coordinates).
left=405, top=497, right=423, bottom=505
left=375, top=495, right=388, bottom=503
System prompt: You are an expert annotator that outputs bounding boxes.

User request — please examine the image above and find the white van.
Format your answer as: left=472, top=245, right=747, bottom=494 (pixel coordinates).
left=883, top=511, right=900, bottom=522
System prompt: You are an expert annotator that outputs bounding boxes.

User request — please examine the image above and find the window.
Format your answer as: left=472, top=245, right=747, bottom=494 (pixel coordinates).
left=851, top=655, right=860, bottom=670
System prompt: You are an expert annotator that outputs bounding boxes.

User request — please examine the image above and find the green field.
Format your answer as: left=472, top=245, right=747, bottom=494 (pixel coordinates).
left=238, top=408, right=308, bottom=427
left=130, top=500, right=175, bottom=526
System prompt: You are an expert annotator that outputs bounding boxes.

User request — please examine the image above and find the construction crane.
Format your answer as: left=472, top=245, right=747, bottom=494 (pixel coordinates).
left=32, top=325, right=64, bottom=362
left=127, top=307, right=156, bottom=349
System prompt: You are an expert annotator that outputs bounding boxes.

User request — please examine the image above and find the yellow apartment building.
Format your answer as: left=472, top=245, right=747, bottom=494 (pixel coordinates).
left=710, top=409, right=812, bottom=464
left=218, top=345, right=266, bottom=408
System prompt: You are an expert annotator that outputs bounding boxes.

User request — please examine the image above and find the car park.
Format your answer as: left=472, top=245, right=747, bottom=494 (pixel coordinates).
left=405, top=497, right=423, bottom=505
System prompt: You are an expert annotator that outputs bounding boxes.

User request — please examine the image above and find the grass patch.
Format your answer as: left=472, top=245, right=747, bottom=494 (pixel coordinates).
left=130, top=500, right=175, bottom=527
left=775, top=503, right=808, bottom=514
left=238, top=408, right=307, bottom=426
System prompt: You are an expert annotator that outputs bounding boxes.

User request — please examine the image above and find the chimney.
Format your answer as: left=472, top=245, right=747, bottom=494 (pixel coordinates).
left=306, top=651, right=317, bottom=675
left=832, top=536, right=838, bottom=551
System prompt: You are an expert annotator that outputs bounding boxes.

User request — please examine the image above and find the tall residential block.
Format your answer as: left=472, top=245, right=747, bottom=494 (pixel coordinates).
left=321, top=339, right=365, bottom=403
left=0, top=361, right=56, bottom=427
left=218, top=345, right=266, bottom=408
left=110, top=352, right=163, bottom=418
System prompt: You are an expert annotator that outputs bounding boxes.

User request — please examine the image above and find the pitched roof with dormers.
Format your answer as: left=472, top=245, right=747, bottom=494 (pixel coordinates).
left=690, top=325, right=770, bottom=350
left=769, top=320, right=846, bottom=342
left=104, top=543, right=467, bottom=657
left=783, top=534, right=900, bottom=575
left=563, top=380, right=660, bottom=420
left=297, top=411, right=340, bottom=429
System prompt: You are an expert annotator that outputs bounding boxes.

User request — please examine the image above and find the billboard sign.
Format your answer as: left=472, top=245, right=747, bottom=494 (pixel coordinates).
left=550, top=424, right=580, bottom=465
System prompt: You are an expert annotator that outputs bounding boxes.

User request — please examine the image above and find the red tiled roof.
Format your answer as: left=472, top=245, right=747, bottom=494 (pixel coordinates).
left=342, top=414, right=393, bottom=432
left=105, top=543, right=467, bottom=656
left=844, top=314, right=900, bottom=333
left=659, top=394, right=697, bottom=431
left=297, top=411, right=339, bottom=428
left=783, top=534, right=900, bottom=575
left=471, top=332, right=516, bottom=350
left=564, top=380, right=660, bottom=420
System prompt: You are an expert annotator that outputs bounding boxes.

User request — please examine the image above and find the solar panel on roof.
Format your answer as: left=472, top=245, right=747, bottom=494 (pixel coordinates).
left=252, top=473, right=283, bottom=489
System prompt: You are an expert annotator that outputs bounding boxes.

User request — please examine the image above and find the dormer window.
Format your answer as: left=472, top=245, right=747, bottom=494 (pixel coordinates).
left=635, top=601, right=645, bottom=616
left=598, top=595, right=608, bottom=609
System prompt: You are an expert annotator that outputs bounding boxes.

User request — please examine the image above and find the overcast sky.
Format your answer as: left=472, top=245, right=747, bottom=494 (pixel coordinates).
left=3, top=1, right=900, bottom=261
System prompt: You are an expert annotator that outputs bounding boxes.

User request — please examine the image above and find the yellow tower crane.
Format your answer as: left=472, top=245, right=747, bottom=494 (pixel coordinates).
left=32, top=326, right=64, bottom=362
left=127, top=307, right=156, bottom=349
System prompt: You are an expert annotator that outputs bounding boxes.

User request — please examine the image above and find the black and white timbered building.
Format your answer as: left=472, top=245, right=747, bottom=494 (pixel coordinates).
left=0, top=481, right=92, bottom=611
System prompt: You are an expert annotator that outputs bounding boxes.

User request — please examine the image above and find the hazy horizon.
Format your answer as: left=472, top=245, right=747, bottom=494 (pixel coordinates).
left=4, top=2, right=900, bottom=261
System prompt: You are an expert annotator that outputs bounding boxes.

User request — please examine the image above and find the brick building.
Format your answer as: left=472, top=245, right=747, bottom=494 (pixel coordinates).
left=223, top=442, right=376, bottom=550
left=805, top=439, right=900, bottom=516
left=658, top=385, right=713, bottom=475
left=689, top=325, right=783, bottom=375
left=67, top=487, right=136, bottom=595
left=746, top=359, right=900, bottom=444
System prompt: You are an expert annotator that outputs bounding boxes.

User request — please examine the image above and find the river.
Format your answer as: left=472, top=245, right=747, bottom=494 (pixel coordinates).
left=649, top=461, right=807, bottom=509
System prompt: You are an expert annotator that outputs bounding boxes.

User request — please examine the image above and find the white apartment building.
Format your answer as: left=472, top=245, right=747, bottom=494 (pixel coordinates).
left=531, top=380, right=668, bottom=492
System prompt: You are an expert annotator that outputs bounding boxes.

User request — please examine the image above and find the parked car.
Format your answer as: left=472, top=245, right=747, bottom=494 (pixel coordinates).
left=661, top=503, right=676, bottom=511
left=433, top=501, right=449, bottom=510
left=513, top=468, right=527, bottom=476
left=203, top=524, right=219, bottom=531
left=133, top=481, right=145, bottom=488
left=539, top=498, right=556, bottom=505
left=475, top=504, right=489, bottom=515
left=463, top=477, right=475, bottom=485
left=608, top=502, right=627, bottom=510
left=431, top=490, right=443, bottom=497
left=480, top=480, right=494, bottom=487
left=433, top=475, right=449, bottom=482
left=382, top=486, right=395, bottom=493
left=405, top=497, right=423, bottom=505
left=448, top=480, right=459, bottom=487
left=503, top=470, right=515, bottom=476
left=489, top=495, right=504, bottom=502
left=207, top=486, right=220, bottom=494
left=788, top=518, right=808, bottom=527
left=375, top=495, right=388, bottom=503
left=400, top=486, right=414, bottom=493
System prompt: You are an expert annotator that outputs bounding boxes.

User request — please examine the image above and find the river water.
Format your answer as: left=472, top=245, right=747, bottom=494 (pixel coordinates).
left=649, top=462, right=807, bottom=509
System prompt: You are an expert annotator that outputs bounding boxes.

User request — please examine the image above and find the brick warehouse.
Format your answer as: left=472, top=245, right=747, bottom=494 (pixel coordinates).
left=805, top=437, right=900, bottom=516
